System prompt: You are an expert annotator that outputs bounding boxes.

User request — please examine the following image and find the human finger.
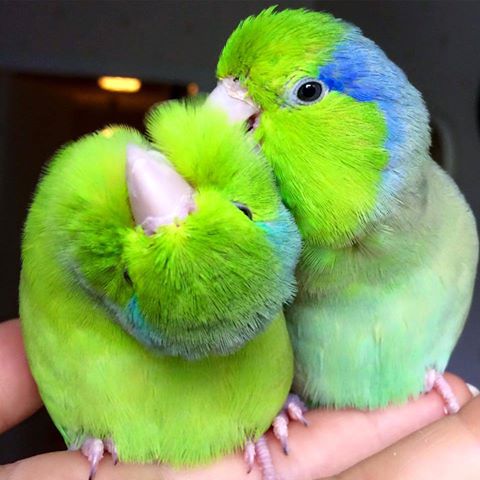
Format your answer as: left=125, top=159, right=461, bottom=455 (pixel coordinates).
left=330, top=394, right=480, bottom=480
left=0, top=319, right=42, bottom=434
left=266, top=373, right=472, bottom=479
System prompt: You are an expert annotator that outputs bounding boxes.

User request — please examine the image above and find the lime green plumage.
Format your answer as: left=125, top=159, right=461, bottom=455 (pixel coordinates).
left=215, top=7, right=479, bottom=408
left=20, top=103, right=299, bottom=464
left=257, top=92, right=388, bottom=246
left=218, top=7, right=345, bottom=112
left=21, top=271, right=292, bottom=463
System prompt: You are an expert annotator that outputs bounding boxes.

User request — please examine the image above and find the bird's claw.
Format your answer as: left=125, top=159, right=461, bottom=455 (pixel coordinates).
left=273, top=412, right=289, bottom=454
left=104, top=438, right=119, bottom=465
left=244, top=436, right=276, bottom=480
left=272, top=393, right=309, bottom=455
left=81, top=438, right=104, bottom=480
left=287, top=399, right=309, bottom=426
left=78, top=437, right=119, bottom=479
left=425, top=368, right=460, bottom=414
left=244, top=440, right=256, bottom=474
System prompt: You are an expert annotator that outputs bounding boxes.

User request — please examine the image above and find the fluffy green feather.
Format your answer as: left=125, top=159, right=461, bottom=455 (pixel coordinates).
left=20, top=102, right=300, bottom=464
left=257, top=92, right=388, bottom=246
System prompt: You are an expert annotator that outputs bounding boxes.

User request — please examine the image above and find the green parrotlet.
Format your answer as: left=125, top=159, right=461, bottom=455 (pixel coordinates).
left=208, top=7, right=478, bottom=413
left=20, top=100, right=301, bottom=478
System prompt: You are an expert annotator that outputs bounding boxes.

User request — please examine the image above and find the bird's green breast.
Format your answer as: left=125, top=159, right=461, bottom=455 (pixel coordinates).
left=288, top=161, right=478, bottom=408
left=20, top=216, right=293, bottom=465
left=288, top=267, right=468, bottom=408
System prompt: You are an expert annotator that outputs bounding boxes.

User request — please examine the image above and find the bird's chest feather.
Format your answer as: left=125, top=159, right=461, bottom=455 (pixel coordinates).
left=287, top=259, right=466, bottom=409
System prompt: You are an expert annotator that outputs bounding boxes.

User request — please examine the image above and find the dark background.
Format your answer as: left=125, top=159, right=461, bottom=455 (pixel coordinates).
left=0, top=0, right=479, bottom=463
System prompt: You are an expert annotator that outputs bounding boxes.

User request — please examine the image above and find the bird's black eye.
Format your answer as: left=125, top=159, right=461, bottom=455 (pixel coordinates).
left=297, top=82, right=322, bottom=102
left=291, top=78, right=327, bottom=105
left=232, top=201, right=253, bottom=220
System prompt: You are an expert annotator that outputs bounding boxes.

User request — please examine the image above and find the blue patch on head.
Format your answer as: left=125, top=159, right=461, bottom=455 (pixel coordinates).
left=317, top=30, right=430, bottom=198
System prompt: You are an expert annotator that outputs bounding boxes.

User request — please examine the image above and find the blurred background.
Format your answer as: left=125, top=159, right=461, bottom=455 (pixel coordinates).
left=0, top=0, right=479, bottom=463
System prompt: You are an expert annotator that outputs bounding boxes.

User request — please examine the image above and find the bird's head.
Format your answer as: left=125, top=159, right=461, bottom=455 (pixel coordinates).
left=210, top=7, right=430, bottom=247
left=42, top=101, right=300, bottom=359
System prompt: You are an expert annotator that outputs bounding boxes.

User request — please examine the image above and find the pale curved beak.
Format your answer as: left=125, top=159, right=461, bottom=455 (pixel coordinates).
left=126, top=144, right=195, bottom=235
left=207, top=78, right=259, bottom=125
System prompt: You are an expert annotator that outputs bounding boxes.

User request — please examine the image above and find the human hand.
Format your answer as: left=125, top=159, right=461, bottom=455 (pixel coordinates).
left=1, top=318, right=479, bottom=480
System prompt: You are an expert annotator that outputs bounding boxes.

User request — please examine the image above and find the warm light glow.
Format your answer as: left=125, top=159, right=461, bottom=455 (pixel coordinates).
left=187, top=82, right=199, bottom=96
left=98, top=76, right=142, bottom=93
left=100, top=127, right=115, bottom=138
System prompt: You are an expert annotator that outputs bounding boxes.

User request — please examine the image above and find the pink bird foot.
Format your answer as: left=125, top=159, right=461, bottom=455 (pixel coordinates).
left=425, top=368, right=460, bottom=414
left=104, top=438, right=119, bottom=465
left=81, top=438, right=104, bottom=480
left=76, top=437, right=119, bottom=479
left=244, top=436, right=276, bottom=480
left=272, top=393, right=308, bottom=455
left=244, top=440, right=256, bottom=474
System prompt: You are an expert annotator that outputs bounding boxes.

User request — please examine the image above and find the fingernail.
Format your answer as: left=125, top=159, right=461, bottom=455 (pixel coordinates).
left=466, top=383, right=480, bottom=397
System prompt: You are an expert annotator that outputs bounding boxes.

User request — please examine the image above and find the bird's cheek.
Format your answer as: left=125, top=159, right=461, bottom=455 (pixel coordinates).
left=253, top=110, right=283, bottom=148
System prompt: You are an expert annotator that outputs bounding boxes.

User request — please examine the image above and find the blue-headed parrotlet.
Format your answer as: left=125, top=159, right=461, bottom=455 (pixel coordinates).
left=209, top=7, right=478, bottom=412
